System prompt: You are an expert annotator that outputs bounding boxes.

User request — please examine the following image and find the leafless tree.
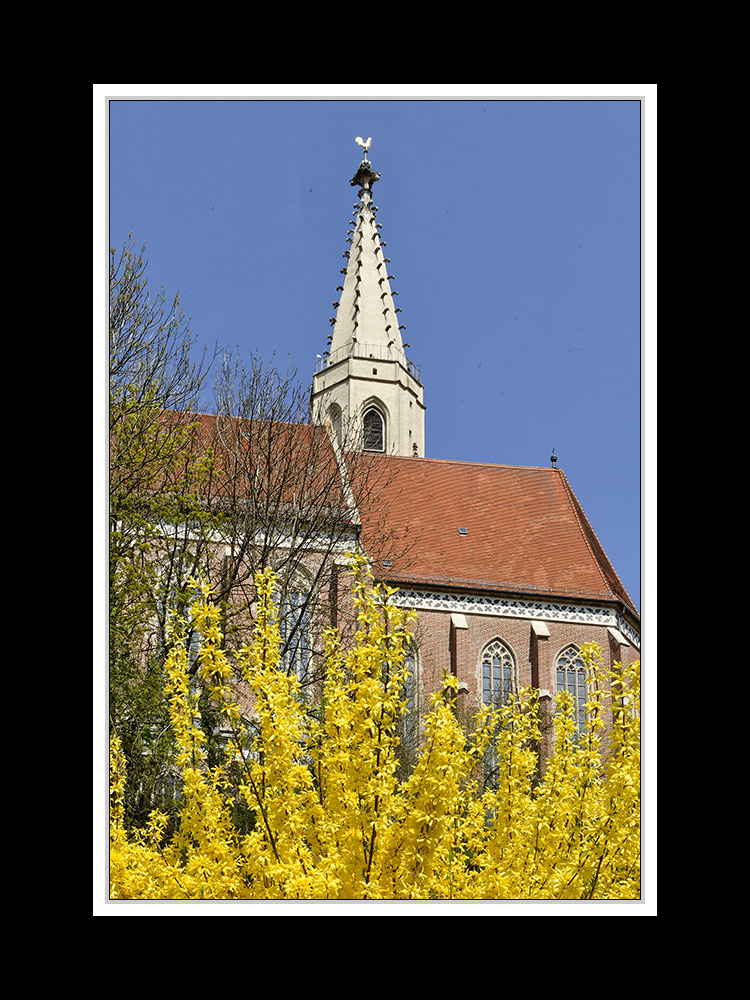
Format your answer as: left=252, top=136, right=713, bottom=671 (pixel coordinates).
left=194, top=347, right=413, bottom=691
left=109, top=236, right=415, bottom=825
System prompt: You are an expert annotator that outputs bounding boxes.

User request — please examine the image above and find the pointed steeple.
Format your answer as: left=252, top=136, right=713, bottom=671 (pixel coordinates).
left=328, top=147, right=406, bottom=360
left=311, top=139, right=425, bottom=458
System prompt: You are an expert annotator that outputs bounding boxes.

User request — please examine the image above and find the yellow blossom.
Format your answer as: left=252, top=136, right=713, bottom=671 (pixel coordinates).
left=109, top=560, right=640, bottom=901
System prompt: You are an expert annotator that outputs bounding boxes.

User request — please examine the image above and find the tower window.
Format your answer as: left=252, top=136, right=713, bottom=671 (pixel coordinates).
left=363, top=407, right=384, bottom=452
left=328, top=403, right=343, bottom=446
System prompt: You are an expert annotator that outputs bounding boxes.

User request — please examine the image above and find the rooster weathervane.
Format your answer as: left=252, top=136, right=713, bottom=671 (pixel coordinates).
left=355, top=136, right=373, bottom=159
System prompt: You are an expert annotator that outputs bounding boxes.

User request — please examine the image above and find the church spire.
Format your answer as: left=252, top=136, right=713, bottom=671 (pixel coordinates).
left=311, top=138, right=425, bottom=458
left=327, top=139, right=406, bottom=360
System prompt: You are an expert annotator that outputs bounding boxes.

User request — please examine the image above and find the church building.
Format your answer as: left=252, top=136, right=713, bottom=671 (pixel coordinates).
left=309, top=141, right=640, bottom=766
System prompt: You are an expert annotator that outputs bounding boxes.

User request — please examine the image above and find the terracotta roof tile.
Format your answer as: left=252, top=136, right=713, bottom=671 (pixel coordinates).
left=157, top=411, right=349, bottom=514
left=151, top=414, right=637, bottom=618
left=352, top=455, right=638, bottom=617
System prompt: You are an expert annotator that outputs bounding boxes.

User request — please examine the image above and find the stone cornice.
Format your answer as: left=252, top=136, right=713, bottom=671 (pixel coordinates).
left=390, top=586, right=640, bottom=650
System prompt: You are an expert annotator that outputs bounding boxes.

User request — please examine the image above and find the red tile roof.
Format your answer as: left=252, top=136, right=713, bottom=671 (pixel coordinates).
left=352, top=455, right=638, bottom=617
left=149, top=413, right=637, bottom=618
left=155, top=411, right=349, bottom=514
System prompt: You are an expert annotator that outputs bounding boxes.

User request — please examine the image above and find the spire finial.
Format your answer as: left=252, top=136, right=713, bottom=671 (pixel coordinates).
left=550, top=448, right=558, bottom=468
left=350, top=137, right=380, bottom=192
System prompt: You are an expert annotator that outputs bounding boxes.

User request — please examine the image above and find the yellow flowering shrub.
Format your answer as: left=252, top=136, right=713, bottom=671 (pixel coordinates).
left=109, top=560, right=640, bottom=900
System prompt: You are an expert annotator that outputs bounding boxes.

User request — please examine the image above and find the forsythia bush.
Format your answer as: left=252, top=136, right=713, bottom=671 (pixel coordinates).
left=110, top=560, right=640, bottom=900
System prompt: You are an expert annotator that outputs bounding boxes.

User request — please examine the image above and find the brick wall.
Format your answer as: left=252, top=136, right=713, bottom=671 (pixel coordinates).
left=405, top=604, right=640, bottom=769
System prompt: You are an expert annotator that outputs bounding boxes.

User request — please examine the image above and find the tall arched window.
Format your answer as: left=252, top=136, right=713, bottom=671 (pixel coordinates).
left=328, top=403, right=343, bottom=447
left=480, top=638, right=516, bottom=788
left=395, top=649, right=420, bottom=780
left=362, top=406, right=385, bottom=452
left=481, top=638, right=515, bottom=709
left=157, top=575, right=203, bottom=668
left=555, top=644, right=587, bottom=735
left=402, top=650, right=419, bottom=752
left=280, top=588, right=313, bottom=686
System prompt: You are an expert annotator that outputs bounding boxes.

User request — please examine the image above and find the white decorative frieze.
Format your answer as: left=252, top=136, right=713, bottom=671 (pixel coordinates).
left=391, top=588, right=640, bottom=650
left=616, top=616, right=641, bottom=649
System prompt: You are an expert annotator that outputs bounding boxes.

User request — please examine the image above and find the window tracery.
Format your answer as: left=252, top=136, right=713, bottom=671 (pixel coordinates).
left=480, top=638, right=517, bottom=788
left=279, top=584, right=314, bottom=685
left=402, top=650, right=419, bottom=751
left=481, top=638, right=516, bottom=709
left=555, top=644, right=587, bottom=735
left=362, top=406, right=385, bottom=451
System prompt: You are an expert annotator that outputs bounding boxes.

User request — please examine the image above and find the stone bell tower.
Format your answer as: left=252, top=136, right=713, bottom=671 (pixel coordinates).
left=310, top=138, right=426, bottom=457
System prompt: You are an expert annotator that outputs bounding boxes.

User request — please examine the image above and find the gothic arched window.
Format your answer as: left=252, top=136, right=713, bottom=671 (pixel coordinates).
left=555, top=644, right=587, bottom=735
left=395, top=649, right=420, bottom=780
left=157, top=575, right=203, bottom=669
left=362, top=406, right=385, bottom=452
left=480, top=638, right=516, bottom=788
left=280, top=588, right=313, bottom=686
left=481, top=638, right=515, bottom=709
left=402, top=650, right=419, bottom=752
left=328, top=403, right=343, bottom=447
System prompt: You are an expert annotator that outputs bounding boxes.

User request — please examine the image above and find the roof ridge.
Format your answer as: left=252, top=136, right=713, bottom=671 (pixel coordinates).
left=167, top=409, right=321, bottom=432
left=365, top=453, right=559, bottom=473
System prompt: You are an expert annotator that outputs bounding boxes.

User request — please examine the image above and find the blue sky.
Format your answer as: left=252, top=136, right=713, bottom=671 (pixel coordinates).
left=102, top=87, right=650, bottom=614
